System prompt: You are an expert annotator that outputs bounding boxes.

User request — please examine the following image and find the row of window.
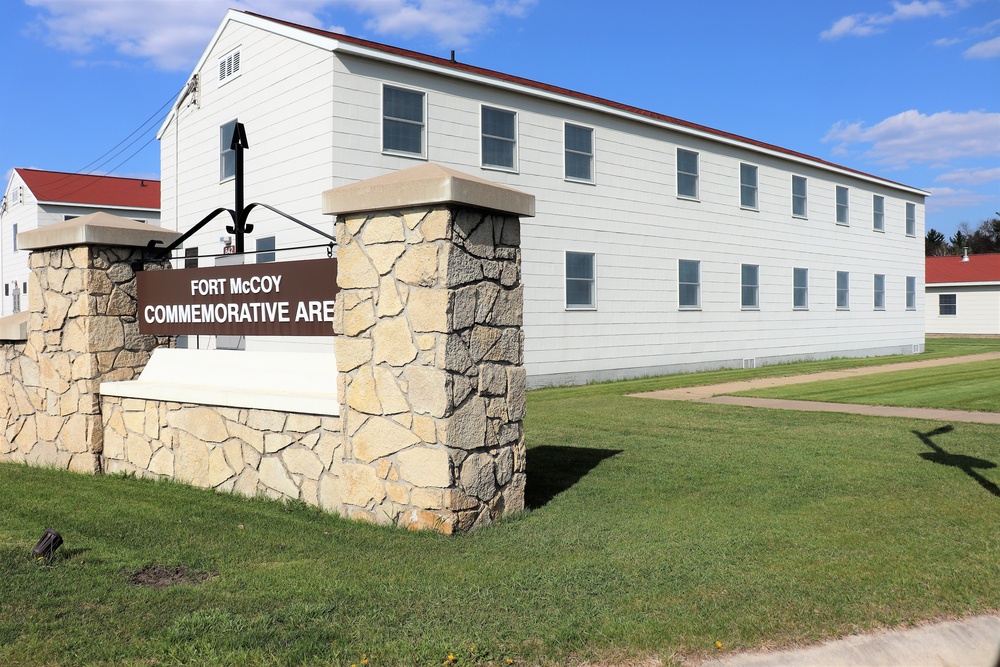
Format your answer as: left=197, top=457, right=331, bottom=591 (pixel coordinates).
left=378, top=84, right=917, bottom=233
left=181, top=235, right=276, bottom=269
left=565, top=251, right=919, bottom=312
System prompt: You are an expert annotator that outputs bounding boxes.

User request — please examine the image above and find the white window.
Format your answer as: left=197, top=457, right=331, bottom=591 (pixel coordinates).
left=184, top=247, right=199, bottom=269
left=12, top=223, right=17, bottom=252
left=677, top=149, right=699, bottom=199
left=218, top=48, right=241, bottom=85
left=382, top=85, right=425, bottom=157
left=792, top=176, right=807, bottom=218
left=741, top=264, right=759, bottom=309
left=220, top=119, right=238, bottom=181
left=565, top=251, right=596, bottom=309
left=939, top=293, right=956, bottom=316
left=906, top=276, right=916, bottom=310
left=793, top=267, right=808, bottom=309
left=564, top=123, right=594, bottom=182
left=873, top=195, right=885, bottom=232
left=481, top=106, right=517, bottom=171
left=678, top=259, right=700, bottom=309
left=256, top=236, right=275, bottom=264
left=837, top=271, right=850, bottom=309
left=740, top=163, right=758, bottom=210
left=836, top=186, right=850, bottom=225
left=906, top=202, right=916, bottom=237
left=874, top=274, right=885, bottom=310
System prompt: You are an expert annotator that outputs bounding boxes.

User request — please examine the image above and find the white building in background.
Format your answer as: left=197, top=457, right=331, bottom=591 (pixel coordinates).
left=926, top=253, right=1000, bottom=335
left=157, top=9, right=928, bottom=387
left=0, top=169, right=160, bottom=316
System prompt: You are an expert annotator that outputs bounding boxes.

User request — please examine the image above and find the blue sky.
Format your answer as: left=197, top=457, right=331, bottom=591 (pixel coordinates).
left=1, top=0, right=997, bottom=240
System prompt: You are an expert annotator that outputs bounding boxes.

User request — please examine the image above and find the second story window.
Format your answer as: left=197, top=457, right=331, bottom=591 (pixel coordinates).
left=836, top=186, right=850, bottom=225
left=220, top=119, right=238, bottom=181
left=481, top=106, right=517, bottom=170
left=740, top=163, right=758, bottom=210
left=677, top=148, right=699, bottom=199
left=873, top=195, right=885, bottom=232
left=906, top=202, right=916, bottom=237
left=564, top=123, right=594, bottom=182
left=383, top=85, right=425, bottom=157
left=792, top=175, right=807, bottom=218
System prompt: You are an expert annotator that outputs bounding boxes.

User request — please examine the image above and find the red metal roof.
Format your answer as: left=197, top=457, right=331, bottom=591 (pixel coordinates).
left=242, top=11, right=923, bottom=194
left=15, top=168, right=159, bottom=210
left=926, top=254, right=1000, bottom=284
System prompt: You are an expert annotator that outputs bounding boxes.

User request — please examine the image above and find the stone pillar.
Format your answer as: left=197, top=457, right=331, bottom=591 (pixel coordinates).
left=4, top=212, right=180, bottom=472
left=323, top=164, right=535, bottom=533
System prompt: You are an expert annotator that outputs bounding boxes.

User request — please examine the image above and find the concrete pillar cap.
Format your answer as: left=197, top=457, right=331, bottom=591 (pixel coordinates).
left=322, top=163, right=535, bottom=218
left=17, top=211, right=182, bottom=251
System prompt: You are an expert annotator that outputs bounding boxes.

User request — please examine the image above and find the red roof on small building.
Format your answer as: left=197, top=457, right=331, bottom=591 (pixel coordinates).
left=926, top=253, right=1000, bottom=284
left=14, top=168, right=159, bottom=210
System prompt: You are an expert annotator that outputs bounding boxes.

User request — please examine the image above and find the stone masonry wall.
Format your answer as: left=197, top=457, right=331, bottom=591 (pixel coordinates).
left=334, top=205, right=526, bottom=533
left=0, top=246, right=171, bottom=472
left=102, top=396, right=342, bottom=507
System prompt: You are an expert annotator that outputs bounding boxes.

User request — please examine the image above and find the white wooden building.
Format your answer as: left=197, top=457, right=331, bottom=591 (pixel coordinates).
left=0, top=169, right=161, bottom=316
left=158, top=9, right=928, bottom=387
left=926, top=253, right=1000, bottom=335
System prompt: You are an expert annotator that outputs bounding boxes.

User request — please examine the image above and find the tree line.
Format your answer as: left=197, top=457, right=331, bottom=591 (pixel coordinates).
left=926, top=214, right=1000, bottom=257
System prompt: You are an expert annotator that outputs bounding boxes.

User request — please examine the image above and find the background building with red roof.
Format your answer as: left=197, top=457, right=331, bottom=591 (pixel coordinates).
left=0, top=168, right=160, bottom=315
left=926, top=253, right=1000, bottom=335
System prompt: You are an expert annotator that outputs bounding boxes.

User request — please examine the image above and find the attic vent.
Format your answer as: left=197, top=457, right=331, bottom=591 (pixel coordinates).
left=218, top=48, right=242, bottom=84
left=9, top=186, right=21, bottom=206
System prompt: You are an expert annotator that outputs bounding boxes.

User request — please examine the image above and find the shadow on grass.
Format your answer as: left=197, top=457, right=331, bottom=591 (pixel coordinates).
left=525, top=445, right=622, bottom=509
left=913, top=426, right=1000, bottom=499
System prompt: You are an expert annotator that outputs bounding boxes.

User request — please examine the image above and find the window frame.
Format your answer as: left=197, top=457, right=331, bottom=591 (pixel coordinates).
left=564, top=122, right=595, bottom=183
left=220, top=118, right=238, bottom=182
left=676, top=148, right=699, bottom=200
left=741, top=263, right=759, bottom=310
left=836, top=271, right=850, bottom=310
left=255, top=235, right=276, bottom=264
left=836, top=186, right=850, bottom=226
left=678, top=259, right=701, bottom=310
left=739, top=163, right=759, bottom=211
left=480, top=104, right=518, bottom=172
left=565, top=250, right=597, bottom=310
left=874, top=273, right=886, bottom=310
left=905, top=202, right=916, bottom=237
left=184, top=247, right=199, bottom=269
left=793, top=267, right=809, bottom=310
left=873, top=195, right=885, bottom=232
left=906, top=276, right=917, bottom=310
left=12, top=223, right=17, bottom=252
left=938, top=293, right=957, bottom=317
left=381, top=84, right=427, bottom=159
left=792, top=175, right=808, bottom=219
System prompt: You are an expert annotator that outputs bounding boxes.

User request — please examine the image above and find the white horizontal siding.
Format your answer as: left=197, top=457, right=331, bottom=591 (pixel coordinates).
left=926, top=286, right=1000, bottom=335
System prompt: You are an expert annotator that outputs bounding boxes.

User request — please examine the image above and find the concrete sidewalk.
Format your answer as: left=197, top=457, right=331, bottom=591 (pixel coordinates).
left=631, top=352, right=1000, bottom=424
left=696, top=614, right=1000, bottom=667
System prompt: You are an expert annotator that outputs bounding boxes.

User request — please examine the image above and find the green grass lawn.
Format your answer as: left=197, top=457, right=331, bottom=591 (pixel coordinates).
left=1, top=339, right=999, bottom=666
left=738, top=358, right=1000, bottom=412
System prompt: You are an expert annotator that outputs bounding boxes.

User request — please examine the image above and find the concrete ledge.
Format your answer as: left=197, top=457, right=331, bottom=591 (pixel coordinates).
left=18, top=211, right=182, bottom=251
left=0, top=311, right=29, bottom=341
left=100, top=348, right=339, bottom=416
left=322, top=163, right=535, bottom=218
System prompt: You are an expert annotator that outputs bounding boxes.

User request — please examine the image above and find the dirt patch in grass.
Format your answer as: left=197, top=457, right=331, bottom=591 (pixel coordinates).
left=127, top=564, right=215, bottom=589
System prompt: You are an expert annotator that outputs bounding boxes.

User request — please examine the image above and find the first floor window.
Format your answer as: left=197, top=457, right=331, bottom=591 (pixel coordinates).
left=566, top=251, right=595, bottom=309
left=793, top=267, right=808, bottom=309
left=383, top=85, right=425, bottom=156
left=939, top=293, right=956, bottom=316
left=873, top=195, right=885, bottom=232
left=220, top=119, right=238, bottom=181
left=906, top=202, right=916, bottom=237
left=565, top=123, right=594, bottom=182
left=740, top=163, right=758, bottom=209
left=256, top=236, right=275, bottom=264
left=906, top=276, right=916, bottom=310
left=184, top=247, right=199, bottom=269
left=836, top=186, right=849, bottom=225
left=874, top=274, right=885, bottom=310
left=741, top=263, right=759, bottom=309
left=792, top=175, right=807, bottom=218
left=837, top=271, right=850, bottom=309
left=678, top=259, right=700, bottom=309
left=482, top=106, right=516, bottom=170
left=677, top=148, right=699, bottom=199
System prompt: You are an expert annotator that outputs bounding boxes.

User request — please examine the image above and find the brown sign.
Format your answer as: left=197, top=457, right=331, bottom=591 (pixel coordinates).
left=137, top=258, right=339, bottom=336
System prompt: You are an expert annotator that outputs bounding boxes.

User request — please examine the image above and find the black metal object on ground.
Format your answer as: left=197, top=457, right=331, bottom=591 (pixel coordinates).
left=32, top=527, right=63, bottom=560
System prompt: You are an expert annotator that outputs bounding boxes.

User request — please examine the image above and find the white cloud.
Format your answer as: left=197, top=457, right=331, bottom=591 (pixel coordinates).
left=936, top=167, right=1000, bottom=185
left=925, top=186, right=996, bottom=212
left=822, top=109, right=1000, bottom=168
left=965, top=35, right=1000, bottom=58
left=24, top=0, right=536, bottom=70
left=821, top=0, right=956, bottom=40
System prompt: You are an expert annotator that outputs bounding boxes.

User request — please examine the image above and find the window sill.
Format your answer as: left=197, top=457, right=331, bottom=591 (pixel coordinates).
left=482, top=164, right=519, bottom=174
left=565, top=305, right=597, bottom=311
left=676, top=195, right=699, bottom=203
left=565, top=176, right=596, bottom=186
left=740, top=206, right=759, bottom=212
left=741, top=306, right=760, bottom=311
left=792, top=214, right=808, bottom=220
left=836, top=307, right=850, bottom=311
left=873, top=228, right=885, bottom=233
left=793, top=307, right=809, bottom=311
left=381, top=149, right=428, bottom=161
left=678, top=306, right=702, bottom=311
left=836, top=222, right=850, bottom=227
